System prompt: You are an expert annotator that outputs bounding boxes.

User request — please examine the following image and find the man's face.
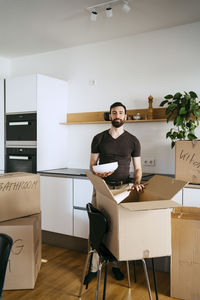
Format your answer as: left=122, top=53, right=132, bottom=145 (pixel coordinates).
left=110, top=106, right=127, bottom=128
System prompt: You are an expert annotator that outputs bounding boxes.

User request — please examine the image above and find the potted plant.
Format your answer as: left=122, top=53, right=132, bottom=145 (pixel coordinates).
left=160, top=91, right=200, bottom=148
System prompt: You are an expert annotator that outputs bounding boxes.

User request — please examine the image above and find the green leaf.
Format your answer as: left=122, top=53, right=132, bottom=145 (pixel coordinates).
left=171, top=141, right=175, bottom=148
left=177, top=131, right=184, bottom=139
left=175, top=115, right=183, bottom=126
left=193, top=110, right=199, bottom=119
left=188, top=133, right=197, bottom=140
left=164, top=94, right=173, bottom=99
left=179, top=107, right=187, bottom=115
left=173, top=92, right=182, bottom=100
left=166, top=132, right=171, bottom=138
left=189, top=91, right=198, bottom=98
left=167, top=113, right=174, bottom=123
left=166, top=103, right=177, bottom=114
left=160, top=100, right=168, bottom=107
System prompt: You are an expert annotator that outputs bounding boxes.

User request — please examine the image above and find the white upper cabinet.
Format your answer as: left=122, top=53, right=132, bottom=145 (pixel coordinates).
left=0, top=79, right=4, bottom=171
left=6, top=74, right=69, bottom=171
left=6, top=74, right=37, bottom=113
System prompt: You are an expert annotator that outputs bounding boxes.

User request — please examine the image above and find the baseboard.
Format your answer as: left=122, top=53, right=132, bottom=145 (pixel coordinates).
left=42, top=230, right=88, bottom=253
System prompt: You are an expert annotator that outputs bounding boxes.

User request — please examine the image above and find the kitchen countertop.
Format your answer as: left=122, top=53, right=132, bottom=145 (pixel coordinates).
left=38, top=167, right=200, bottom=188
left=38, top=167, right=172, bottom=182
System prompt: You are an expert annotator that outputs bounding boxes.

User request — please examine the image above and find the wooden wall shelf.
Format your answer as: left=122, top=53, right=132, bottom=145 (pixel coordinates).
left=60, top=108, right=167, bottom=125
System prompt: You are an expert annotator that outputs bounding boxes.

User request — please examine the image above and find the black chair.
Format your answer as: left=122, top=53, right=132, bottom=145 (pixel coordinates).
left=79, top=203, right=155, bottom=300
left=0, top=233, right=13, bottom=300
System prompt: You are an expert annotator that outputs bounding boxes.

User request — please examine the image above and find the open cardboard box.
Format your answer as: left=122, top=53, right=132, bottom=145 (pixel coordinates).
left=87, top=173, right=187, bottom=261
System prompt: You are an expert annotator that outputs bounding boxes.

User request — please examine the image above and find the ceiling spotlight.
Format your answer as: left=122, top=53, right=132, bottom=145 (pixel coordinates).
left=106, top=7, right=113, bottom=17
left=90, top=10, right=98, bottom=21
left=122, top=1, right=131, bottom=12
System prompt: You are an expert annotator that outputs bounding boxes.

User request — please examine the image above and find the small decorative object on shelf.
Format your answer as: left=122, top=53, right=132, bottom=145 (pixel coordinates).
left=133, top=113, right=141, bottom=120
left=147, top=95, right=153, bottom=120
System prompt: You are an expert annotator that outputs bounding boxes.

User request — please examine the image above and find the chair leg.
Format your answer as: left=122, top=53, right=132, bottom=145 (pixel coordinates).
left=141, top=259, right=153, bottom=300
left=103, top=260, right=108, bottom=300
left=126, top=261, right=131, bottom=288
left=96, top=261, right=103, bottom=300
left=152, top=258, right=158, bottom=300
left=86, top=252, right=94, bottom=290
left=78, top=250, right=93, bottom=298
left=133, top=260, right=137, bottom=283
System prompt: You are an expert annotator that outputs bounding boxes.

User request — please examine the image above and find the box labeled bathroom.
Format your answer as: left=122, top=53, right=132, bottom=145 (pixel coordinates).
left=0, top=172, right=40, bottom=222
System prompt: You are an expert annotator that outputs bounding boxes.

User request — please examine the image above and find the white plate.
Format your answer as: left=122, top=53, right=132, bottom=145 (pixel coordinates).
left=93, top=162, right=118, bottom=174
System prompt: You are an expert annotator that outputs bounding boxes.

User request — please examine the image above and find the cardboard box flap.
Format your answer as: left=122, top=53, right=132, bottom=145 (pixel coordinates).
left=121, top=199, right=180, bottom=211
left=144, top=175, right=187, bottom=200
left=86, top=172, right=114, bottom=201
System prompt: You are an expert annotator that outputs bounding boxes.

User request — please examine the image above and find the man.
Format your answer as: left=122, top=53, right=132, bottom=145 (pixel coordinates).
left=85, top=101, right=144, bottom=284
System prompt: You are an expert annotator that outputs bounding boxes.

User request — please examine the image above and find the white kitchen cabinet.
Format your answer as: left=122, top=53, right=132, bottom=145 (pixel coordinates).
left=73, top=178, right=93, bottom=239
left=0, top=79, right=4, bottom=172
left=74, top=178, right=93, bottom=207
left=74, top=209, right=89, bottom=239
left=6, top=74, right=37, bottom=113
left=183, top=187, right=200, bottom=207
left=40, top=176, right=73, bottom=235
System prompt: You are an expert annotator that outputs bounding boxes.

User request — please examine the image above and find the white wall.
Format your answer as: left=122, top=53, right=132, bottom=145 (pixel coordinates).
left=9, top=22, right=200, bottom=174
left=0, top=57, right=11, bottom=78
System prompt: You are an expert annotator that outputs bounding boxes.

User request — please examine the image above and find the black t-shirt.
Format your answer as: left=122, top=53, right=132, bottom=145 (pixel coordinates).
left=91, top=130, right=141, bottom=184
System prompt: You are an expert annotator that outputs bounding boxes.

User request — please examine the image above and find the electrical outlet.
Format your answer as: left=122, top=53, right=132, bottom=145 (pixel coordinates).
left=143, top=158, right=155, bottom=167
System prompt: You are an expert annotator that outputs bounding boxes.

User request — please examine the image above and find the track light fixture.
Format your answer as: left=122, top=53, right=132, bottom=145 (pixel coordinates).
left=87, top=0, right=131, bottom=21
left=90, top=10, right=98, bottom=21
left=106, top=7, right=113, bottom=17
left=122, top=1, right=131, bottom=12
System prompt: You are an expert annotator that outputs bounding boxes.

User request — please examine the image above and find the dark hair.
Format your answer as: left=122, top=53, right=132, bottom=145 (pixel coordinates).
left=110, top=102, right=127, bottom=114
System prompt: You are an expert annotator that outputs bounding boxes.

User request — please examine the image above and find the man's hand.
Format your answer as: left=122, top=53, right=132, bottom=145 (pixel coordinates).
left=131, top=182, right=147, bottom=192
left=94, top=171, right=114, bottom=178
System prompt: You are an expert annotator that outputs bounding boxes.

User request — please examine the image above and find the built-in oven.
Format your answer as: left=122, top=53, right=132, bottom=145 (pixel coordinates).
left=6, top=146, right=37, bottom=173
left=6, top=112, right=37, bottom=142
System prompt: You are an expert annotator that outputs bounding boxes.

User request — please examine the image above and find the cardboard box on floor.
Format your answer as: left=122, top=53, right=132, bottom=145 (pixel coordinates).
left=87, top=173, right=187, bottom=261
left=0, top=172, right=40, bottom=222
left=0, top=213, right=41, bottom=290
left=175, top=140, right=200, bottom=184
left=171, top=207, right=200, bottom=300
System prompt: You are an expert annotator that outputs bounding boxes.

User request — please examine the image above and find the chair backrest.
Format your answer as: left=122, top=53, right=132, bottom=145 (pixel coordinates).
left=86, top=203, right=108, bottom=252
left=0, top=233, right=13, bottom=299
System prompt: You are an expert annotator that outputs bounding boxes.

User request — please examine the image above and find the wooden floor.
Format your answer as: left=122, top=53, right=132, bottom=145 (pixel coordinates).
left=3, top=244, right=180, bottom=300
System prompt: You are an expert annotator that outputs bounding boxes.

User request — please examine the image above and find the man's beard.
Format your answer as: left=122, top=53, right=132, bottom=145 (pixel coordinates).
left=111, top=119, right=125, bottom=128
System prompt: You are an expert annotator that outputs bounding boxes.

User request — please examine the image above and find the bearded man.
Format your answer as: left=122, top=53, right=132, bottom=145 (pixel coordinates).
left=84, top=101, right=144, bottom=284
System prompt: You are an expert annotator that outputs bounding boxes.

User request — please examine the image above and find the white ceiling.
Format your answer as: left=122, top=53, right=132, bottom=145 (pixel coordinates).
left=0, top=0, right=200, bottom=58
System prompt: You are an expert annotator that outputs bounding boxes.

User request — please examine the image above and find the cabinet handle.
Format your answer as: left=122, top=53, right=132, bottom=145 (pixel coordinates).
left=9, top=121, right=29, bottom=126
left=9, top=156, right=29, bottom=160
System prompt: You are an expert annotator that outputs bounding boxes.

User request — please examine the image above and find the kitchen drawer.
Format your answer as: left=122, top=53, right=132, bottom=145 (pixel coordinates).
left=183, top=187, right=200, bottom=207
left=73, top=178, right=93, bottom=208
left=74, top=208, right=89, bottom=239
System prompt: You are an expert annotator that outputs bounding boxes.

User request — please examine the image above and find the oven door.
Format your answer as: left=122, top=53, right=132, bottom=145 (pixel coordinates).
left=6, top=147, right=37, bottom=173
left=6, top=113, right=37, bottom=141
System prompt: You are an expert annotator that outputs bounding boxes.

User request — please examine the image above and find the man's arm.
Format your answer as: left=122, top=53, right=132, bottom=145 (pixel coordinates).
left=132, top=157, right=144, bottom=192
left=90, top=153, right=99, bottom=173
